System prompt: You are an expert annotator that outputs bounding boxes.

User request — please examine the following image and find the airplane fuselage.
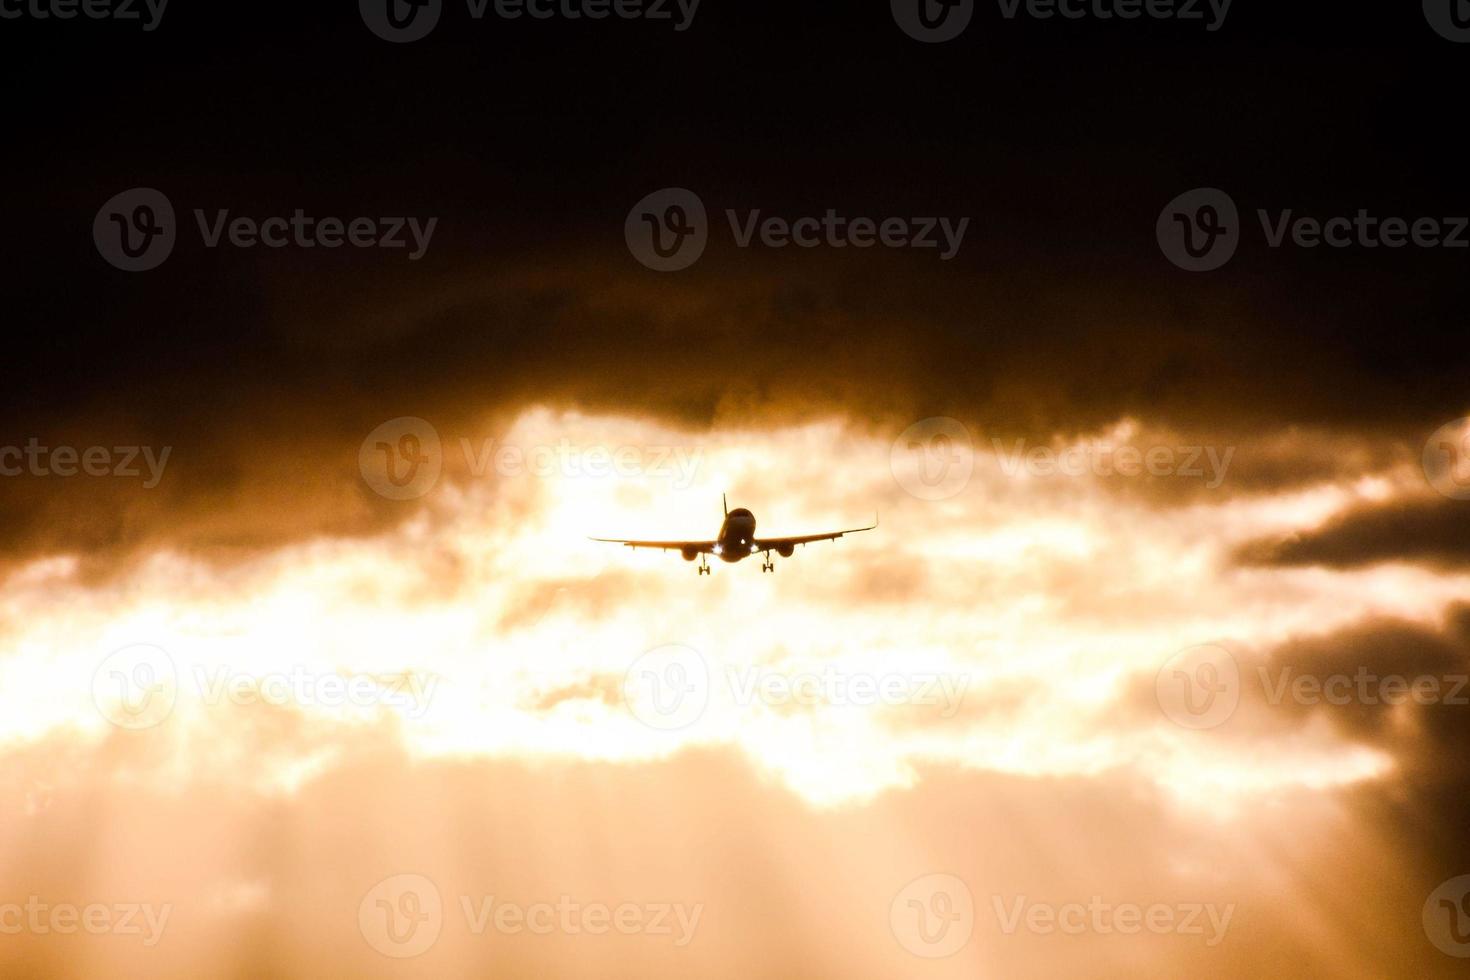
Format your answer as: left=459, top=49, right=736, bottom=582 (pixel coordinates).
left=714, top=509, right=757, bottom=563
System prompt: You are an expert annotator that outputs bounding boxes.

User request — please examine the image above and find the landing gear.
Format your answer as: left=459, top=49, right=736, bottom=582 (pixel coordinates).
left=761, top=557, right=775, bottom=573
left=698, top=555, right=711, bottom=576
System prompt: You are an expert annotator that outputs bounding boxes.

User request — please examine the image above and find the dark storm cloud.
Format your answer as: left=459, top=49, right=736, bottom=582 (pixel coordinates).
left=5, top=2, right=1469, bottom=573
left=1236, top=496, right=1470, bottom=570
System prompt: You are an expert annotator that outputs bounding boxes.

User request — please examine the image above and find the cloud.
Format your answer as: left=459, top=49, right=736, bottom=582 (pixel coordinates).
left=1236, top=496, right=1470, bottom=570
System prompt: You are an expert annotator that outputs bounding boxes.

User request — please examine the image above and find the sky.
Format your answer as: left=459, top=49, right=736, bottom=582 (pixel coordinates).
left=3, top=2, right=1470, bottom=977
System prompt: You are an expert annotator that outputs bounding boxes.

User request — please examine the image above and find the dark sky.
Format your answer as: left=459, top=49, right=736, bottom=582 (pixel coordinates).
left=4, top=0, right=1466, bottom=429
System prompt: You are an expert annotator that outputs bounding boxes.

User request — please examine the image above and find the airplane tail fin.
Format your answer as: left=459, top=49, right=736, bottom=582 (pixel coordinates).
left=723, top=493, right=728, bottom=517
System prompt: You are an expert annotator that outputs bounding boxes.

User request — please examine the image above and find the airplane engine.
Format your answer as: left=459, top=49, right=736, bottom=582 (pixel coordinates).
left=777, top=543, right=795, bottom=558
left=682, top=547, right=699, bottom=562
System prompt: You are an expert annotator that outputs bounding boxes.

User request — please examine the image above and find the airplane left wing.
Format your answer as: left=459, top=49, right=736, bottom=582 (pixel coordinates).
left=588, top=538, right=717, bottom=553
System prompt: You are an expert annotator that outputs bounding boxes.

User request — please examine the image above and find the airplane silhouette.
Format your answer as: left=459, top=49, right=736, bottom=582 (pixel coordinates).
left=593, top=496, right=877, bottom=575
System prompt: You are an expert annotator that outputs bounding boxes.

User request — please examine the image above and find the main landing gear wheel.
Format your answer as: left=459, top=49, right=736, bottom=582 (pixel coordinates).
left=762, top=559, right=775, bottom=573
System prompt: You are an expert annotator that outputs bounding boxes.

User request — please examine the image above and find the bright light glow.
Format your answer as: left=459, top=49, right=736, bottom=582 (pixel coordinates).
left=0, top=406, right=1450, bottom=809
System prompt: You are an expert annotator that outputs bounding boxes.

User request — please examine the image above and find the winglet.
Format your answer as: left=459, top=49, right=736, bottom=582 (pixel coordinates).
left=723, top=493, right=728, bottom=517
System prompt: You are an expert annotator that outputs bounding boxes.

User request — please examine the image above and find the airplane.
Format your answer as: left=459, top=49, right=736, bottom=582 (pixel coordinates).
left=592, top=496, right=877, bottom=575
